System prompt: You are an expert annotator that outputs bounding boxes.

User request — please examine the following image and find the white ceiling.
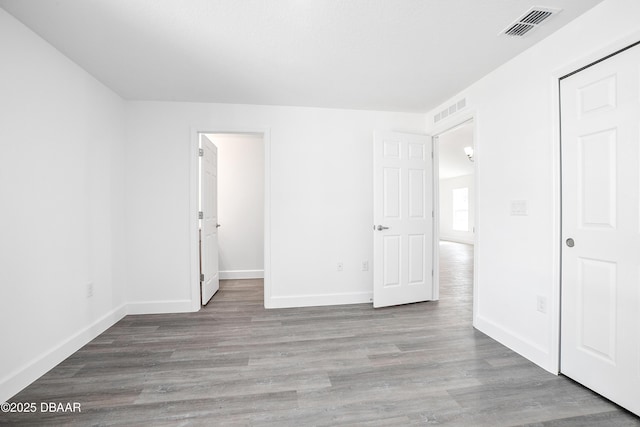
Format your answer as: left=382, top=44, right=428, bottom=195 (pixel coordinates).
left=438, top=121, right=474, bottom=180
left=0, top=0, right=604, bottom=112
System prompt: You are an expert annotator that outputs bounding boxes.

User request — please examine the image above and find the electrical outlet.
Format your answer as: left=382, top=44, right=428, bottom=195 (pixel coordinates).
left=337, top=262, right=344, bottom=271
left=87, top=282, right=94, bottom=298
left=536, top=296, right=546, bottom=313
left=361, top=261, right=369, bottom=271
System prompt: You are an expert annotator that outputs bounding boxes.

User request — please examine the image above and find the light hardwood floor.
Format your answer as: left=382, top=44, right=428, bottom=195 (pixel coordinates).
left=3, top=242, right=639, bottom=426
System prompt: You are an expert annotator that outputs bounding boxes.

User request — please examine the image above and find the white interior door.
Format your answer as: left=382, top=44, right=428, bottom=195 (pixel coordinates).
left=560, top=44, right=640, bottom=416
left=200, top=136, right=220, bottom=305
left=373, top=131, right=434, bottom=308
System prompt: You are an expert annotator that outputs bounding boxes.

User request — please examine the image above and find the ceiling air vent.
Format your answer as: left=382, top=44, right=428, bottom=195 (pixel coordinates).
left=521, top=9, right=554, bottom=24
left=500, top=6, right=561, bottom=37
left=505, top=23, right=535, bottom=37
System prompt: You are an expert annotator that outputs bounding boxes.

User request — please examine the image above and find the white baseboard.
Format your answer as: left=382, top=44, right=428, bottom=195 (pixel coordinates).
left=1, top=298, right=200, bottom=401
left=126, top=299, right=194, bottom=315
left=474, top=313, right=553, bottom=373
left=0, top=304, right=127, bottom=403
left=440, top=236, right=475, bottom=245
left=1, top=289, right=372, bottom=401
left=266, top=291, right=372, bottom=309
left=220, top=270, right=264, bottom=280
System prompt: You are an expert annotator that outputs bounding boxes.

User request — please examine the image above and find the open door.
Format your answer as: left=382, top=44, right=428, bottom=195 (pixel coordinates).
left=200, top=135, right=220, bottom=305
left=373, top=131, right=435, bottom=308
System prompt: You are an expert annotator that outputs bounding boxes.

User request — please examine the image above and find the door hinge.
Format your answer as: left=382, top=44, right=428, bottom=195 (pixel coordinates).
left=200, top=273, right=204, bottom=282
left=198, top=148, right=204, bottom=157
left=198, top=211, right=203, bottom=219
left=432, top=210, right=434, bottom=218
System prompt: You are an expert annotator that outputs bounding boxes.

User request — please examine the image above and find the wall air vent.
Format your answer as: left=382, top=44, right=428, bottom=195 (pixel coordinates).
left=434, top=98, right=467, bottom=123
left=500, top=6, right=561, bottom=37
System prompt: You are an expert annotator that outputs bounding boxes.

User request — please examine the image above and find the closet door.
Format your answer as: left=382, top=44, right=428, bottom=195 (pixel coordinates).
left=560, top=43, right=640, bottom=416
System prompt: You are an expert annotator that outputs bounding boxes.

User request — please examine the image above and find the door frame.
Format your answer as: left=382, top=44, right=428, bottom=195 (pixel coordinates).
left=189, top=127, right=271, bottom=311
left=552, top=31, right=640, bottom=374
left=430, top=111, right=478, bottom=316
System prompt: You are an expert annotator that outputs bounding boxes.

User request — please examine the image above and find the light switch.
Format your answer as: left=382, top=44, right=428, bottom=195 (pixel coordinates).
left=510, top=200, right=528, bottom=216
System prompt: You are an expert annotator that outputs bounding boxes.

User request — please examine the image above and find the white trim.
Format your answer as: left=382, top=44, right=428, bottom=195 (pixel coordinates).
left=552, top=33, right=640, bottom=80
left=190, top=127, right=271, bottom=310
left=263, top=130, right=272, bottom=309
left=432, top=135, right=440, bottom=300
left=548, top=69, right=563, bottom=376
left=549, top=31, right=640, bottom=376
left=0, top=304, right=127, bottom=402
left=440, top=237, right=475, bottom=245
left=190, top=128, right=201, bottom=312
left=126, top=300, right=194, bottom=315
left=471, top=114, right=480, bottom=338
left=220, top=270, right=264, bottom=280
left=268, top=292, right=373, bottom=309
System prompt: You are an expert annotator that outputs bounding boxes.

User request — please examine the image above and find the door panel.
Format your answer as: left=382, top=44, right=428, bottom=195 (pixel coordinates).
left=578, top=258, right=617, bottom=362
left=408, top=234, right=425, bottom=284
left=200, top=136, right=219, bottom=305
left=408, top=169, right=425, bottom=217
left=383, top=167, right=401, bottom=218
left=578, top=130, right=617, bottom=227
left=560, top=43, right=640, bottom=416
left=373, top=131, right=434, bottom=308
left=383, top=235, right=401, bottom=287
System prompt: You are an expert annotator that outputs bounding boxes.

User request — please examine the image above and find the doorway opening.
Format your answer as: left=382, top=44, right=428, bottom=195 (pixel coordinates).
left=191, top=129, right=270, bottom=311
left=204, top=133, right=265, bottom=276
left=434, top=119, right=476, bottom=304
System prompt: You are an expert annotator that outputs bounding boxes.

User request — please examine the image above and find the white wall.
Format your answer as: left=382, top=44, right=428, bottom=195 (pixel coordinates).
left=207, top=133, right=265, bottom=279
left=0, top=9, right=127, bottom=401
left=439, top=175, right=475, bottom=244
left=426, top=0, right=640, bottom=373
left=125, top=102, right=425, bottom=309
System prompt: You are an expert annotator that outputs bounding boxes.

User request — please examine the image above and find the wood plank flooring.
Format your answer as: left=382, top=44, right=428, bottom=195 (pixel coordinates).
left=2, top=242, right=639, bottom=426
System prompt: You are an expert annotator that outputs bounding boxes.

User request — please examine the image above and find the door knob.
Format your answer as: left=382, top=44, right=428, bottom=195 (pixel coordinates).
left=216, top=224, right=221, bottom=228
left=566, top=238, right=575, bottom=247
left=376, top=225, right=389, bottom=231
